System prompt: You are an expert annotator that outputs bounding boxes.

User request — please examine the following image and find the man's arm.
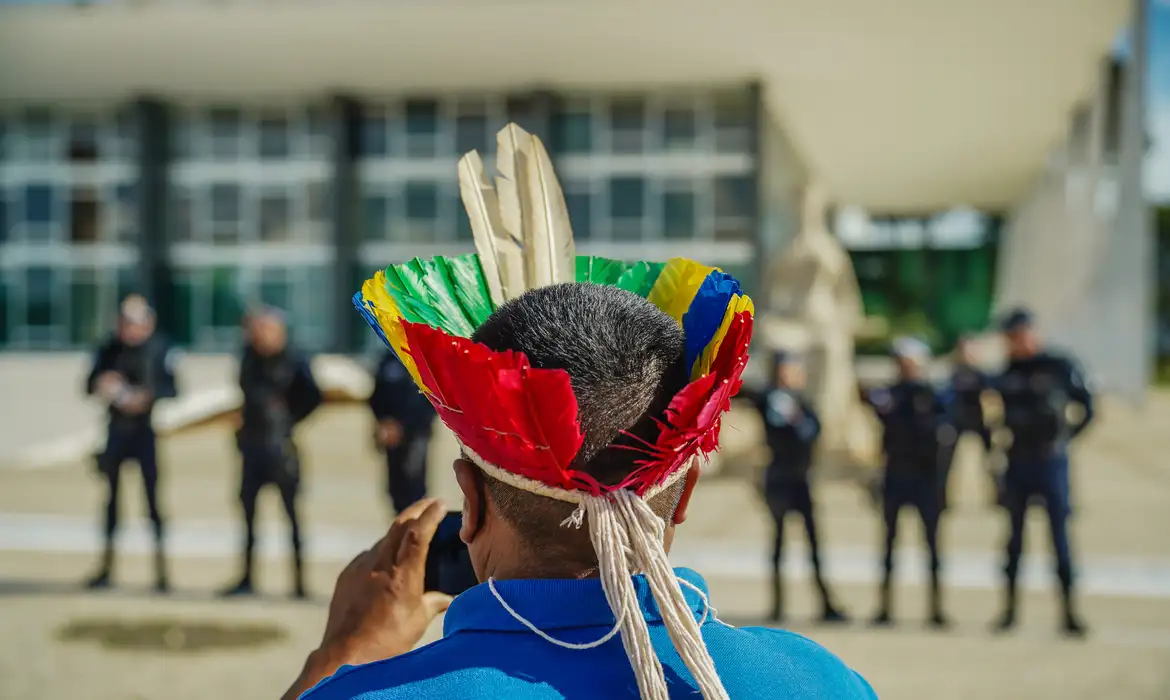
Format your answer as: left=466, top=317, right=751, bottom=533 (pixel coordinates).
left=795, top=398, right=821, bottom=443
left=1065, top=358, right=1095, bottom=438
left=85, top=341, right=114, bottom=396
left=290, top=357, right=324, bottom=425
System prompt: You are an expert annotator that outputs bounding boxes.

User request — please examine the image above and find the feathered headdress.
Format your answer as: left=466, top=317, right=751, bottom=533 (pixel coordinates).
left=354, top=124, right=751, bottom=700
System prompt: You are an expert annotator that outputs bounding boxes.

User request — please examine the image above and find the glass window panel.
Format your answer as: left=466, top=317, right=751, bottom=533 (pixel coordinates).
left=361, top=114, right=389, bottom=157
left=307, top=180, right=329, bottom=223
left=505, top=96, right=541, bottom=136
left=69, top=193, right=101, bottom=243
left=114, top=183, right=137, bottom=242
left=404, top=182, right=439, bottom=222
left=169, top=273, right=196, bottom=346
left=663, top=108, right=697, bottom=150
left=68, top=118, right=100, bottom=162
left=564, top=189, right=592, bottom=240
left=22, top=107, right=56, bottom=161
left=608, top=177, right=645, bottom=219
left=170, top=186, right=195, bottom=242
left=25, top=266, right=55, bottom=329
left=209, top=183, right=242, bottom=243
left=305, top=105, right=331, bottom=158
left=551, top=111, right=592, bottom=154
left=259, top=268, right=291, bottom=312
left=258, top=113, right=292, bottom=159
left=362, top=193, right=391, bottom=241
left=609, top=98, right=646, bottom=153
left=24, top=183, right=56, bottom=225
left=259, top=192, right=293, bottom=241
left=714, top=175, right=755, bottom=219
left=209, top=266, right=242, bottom=329
left=662, top=190, right=696, bottom=239
left=455, top=113, right=489, bottom=156
left=117, top=267, right=138, bottom=305
left=112, top=107, right=137, bottom=161
left=69, top=269, right=102, bottom=345
left=405, top=99, right=439, bottom=158
left=207, top=107, right=242, bottom=159
left=713, top=92, right=753, bottom=153
left=0, top=191, right=8, bottom=244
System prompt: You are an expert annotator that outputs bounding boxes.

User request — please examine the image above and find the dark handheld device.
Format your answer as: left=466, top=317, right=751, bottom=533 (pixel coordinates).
left=424, top=511, right=479, bottom=597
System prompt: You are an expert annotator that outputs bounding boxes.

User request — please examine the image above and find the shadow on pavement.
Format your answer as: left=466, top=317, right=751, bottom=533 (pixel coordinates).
left=0, top=577, right=328, bottom=607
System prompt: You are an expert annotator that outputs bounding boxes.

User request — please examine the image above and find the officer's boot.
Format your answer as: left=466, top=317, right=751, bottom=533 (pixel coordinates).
left=871, top=574, right=894, bottom=627
left=927, top=569, right=950, bottom=630
left=814, top=571, right=848, bottom=624
left=1059, top=579, right=1087, bottom=639
left=992, top=578, right=1017, bottom=633
left=153, top=538, right=170, bottom=594
left=84, top=541, right=114, bottom=590
left=768, top=564, right=784, bottom=623
left=219, top=545, right=255, bottom=597
left=292, top=548, right=307, bottom=600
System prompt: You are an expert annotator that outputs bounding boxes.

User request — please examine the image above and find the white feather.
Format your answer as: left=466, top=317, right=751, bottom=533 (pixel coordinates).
left=458, top=151, right=518, bottom=306
left=494, top=124, right=529, bottom=291
left=520, top=133, right=576, bottom=286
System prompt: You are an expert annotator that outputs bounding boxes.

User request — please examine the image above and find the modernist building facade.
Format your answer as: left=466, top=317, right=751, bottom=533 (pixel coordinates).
left=0, top=88, right=767, bottom=351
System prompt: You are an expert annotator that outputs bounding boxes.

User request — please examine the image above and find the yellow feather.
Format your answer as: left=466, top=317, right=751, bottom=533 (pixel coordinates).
left=647, top=258, right=716, bottom=324
left=692, top=294, right=756, bottom=379
left=362, top=272, right=424, bottom=390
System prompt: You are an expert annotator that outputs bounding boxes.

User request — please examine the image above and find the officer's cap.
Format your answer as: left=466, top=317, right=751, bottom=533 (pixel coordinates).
left=891, top=336, right=931, bottom=362
left=999, top=307, right=1034, bottom=333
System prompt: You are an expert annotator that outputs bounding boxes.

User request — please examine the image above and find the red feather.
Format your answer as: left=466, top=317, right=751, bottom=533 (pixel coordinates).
left=620, top=311, right=754, bottom=495
left=398, top=311, right=752, bottom=499
left=400, top=321, right=595, bottom=493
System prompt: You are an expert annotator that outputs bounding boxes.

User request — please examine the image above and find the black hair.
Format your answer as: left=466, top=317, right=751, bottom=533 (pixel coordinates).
left=468, top=283, right=690, bottom=572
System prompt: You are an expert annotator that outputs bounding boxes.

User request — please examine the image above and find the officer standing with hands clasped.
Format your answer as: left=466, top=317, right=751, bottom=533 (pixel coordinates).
left=84, top=294, right=178, bottom=592
left=992, top=308, right=1094, bottom=637
left=744, top=351, right=849, bottom=624
left=862, top=337, right=955, bottom=629
left=221, top=307, right=323, bottom=599
left=369, top=349, right=436, bottom=515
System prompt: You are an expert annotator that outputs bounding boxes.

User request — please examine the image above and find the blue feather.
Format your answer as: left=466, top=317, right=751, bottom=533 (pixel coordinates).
left=681, top=271, right=741, bottom=370
left=352, top=291, right=392, bottom=349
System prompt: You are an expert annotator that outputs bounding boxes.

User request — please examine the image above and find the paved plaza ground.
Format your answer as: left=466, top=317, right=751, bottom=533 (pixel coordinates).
left=2, top=397, right=1170, bottom=699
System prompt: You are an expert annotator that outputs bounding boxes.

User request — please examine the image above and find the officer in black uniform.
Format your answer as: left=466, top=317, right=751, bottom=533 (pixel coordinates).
left=992, top=308, right=1094, bottom=637
left=941, top=334, right=996, bottom=509
left=369, top=350, right=435, bottom=515
left=863, top=337, right=954, bottom=629
left=84, top=295, right=177, bottom=592
left=221, top=308, right=322, bottom=598
left=744, top=351, right=848, bottom=624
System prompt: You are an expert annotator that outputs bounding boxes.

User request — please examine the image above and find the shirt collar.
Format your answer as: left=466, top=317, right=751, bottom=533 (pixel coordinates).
left=443, top=567, right=711, bottom=636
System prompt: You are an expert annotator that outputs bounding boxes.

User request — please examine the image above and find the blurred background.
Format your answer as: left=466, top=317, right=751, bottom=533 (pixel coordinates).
left=0, top=0, right=1168, bottom=699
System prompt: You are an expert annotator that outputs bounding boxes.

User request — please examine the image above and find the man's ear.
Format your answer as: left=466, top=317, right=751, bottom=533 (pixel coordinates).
left=671, top=464, right=702, bottom=525
left=453, top=458, right=482, bottom=544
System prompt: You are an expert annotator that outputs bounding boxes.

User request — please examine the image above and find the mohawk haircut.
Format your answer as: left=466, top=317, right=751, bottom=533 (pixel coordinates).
left=469, top=283, right=691, bottom=574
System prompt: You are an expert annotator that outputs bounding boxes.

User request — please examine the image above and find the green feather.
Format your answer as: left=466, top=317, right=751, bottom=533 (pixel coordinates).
left=444, top=254, right=496, bottom=327
left=386, top=258, right=476, bottom=337
left=575, top=256, right=631, bottom=286
left=614, top=261, right=665, bottom=298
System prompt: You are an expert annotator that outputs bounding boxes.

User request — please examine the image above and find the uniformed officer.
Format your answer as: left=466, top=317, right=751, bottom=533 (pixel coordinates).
left=744, top=351, right=849, bottom=624
left=369, top=350, right=436, bottom=515
left=220, top=308, right=323, bottom=598
left=83, top=294, right=177, bottom=592
left=862, top=337, right=954, bottom=629
left=941, top=334, right=997, bottom=509
left=992, top=308, right=1094, bottom=637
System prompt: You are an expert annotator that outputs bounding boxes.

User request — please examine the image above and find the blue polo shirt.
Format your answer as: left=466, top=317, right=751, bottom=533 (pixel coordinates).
left=303, top=568, right=877, bottom=699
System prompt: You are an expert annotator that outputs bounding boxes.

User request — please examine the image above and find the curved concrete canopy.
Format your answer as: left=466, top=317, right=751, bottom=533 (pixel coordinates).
left=0, top=0, right=1129, bottom=210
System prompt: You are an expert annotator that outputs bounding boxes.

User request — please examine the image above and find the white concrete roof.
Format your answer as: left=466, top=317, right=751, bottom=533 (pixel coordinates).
left=0, top=0, right=1129, bottom=210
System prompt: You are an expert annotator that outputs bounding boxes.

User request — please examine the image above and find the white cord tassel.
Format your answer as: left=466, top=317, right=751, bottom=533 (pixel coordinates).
left=612, top=490, right=730, bottom=700
left=584, top=494, right=670, bottom=700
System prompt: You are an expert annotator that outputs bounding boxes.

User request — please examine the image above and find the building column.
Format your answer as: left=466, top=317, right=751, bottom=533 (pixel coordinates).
left=746, top=81, right=764, bottom=300
left=134, top=97, right=174, bottom=336
left=330, top=96, right=362, bottom=353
